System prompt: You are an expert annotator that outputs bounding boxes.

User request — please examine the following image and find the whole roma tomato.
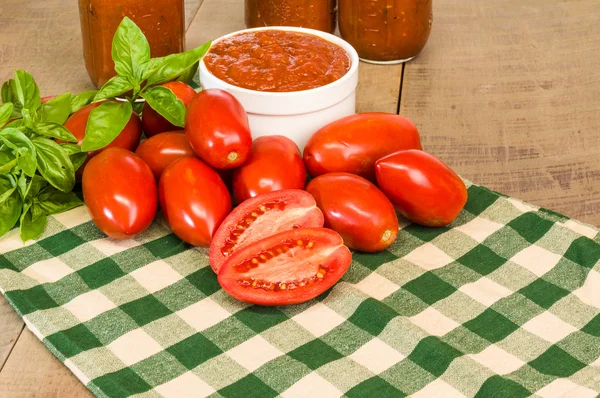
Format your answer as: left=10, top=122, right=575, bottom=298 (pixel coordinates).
left=232, top=135, right=306, bottom=203
left=64, top=101, right=142, bottom=178
left=375, top=150, right=468, bottom=227
left=135, top=130, right=195, bottom=180
left=159, top=157, right=232, bottom=246
left=142, top=81, right=197, bottom=137
left=82, top=148, right=157, bottom=239
left=209, top=189, right=324, bottom=273
left=303, top=113, right=422, bottom=181
left=218, top=228, right=351, bottom=306
left=306, top=172, right=398, bottom=252
left=185, top=89, right=252, bottom=169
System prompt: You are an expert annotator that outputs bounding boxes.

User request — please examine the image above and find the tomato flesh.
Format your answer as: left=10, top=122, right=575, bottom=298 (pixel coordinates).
left=375, top=149, right=468, bottom=227
left=218, top=228, right=351, bottom=306
left=209, top=189, right=324, bottom=273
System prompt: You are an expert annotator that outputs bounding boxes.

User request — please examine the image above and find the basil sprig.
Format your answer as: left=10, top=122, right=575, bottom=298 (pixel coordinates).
left=83, top=17, right=211, bottom=150
left=0, top=71, right=83, bottom=241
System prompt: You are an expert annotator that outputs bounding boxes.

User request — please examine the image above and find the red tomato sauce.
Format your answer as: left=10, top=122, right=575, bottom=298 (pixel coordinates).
left=203, top=30, right=351, bottom=92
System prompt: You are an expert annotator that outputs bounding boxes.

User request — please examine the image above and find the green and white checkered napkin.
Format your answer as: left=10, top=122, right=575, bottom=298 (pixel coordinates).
left=1, top=181, right=599, bottom=398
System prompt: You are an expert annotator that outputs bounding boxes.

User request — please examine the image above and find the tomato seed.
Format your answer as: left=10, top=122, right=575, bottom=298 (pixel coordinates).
left=307, top=241, right=314, bottom=248
left=297, top=240, right=304, bottom=246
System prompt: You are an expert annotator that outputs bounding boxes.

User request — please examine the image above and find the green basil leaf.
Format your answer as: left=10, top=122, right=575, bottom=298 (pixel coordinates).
left=112, top=17, right=151, bottom=82
left=0, top=128, right=37, bottom=176
left=33, top=122, right=78, bottom=142
left=133, top=100, right=144, bottom=115
left=0, top=103, right=13, bottom=126
left=0, top=184, right=22, bottom=237
left=81, top=101, right=133, bottom=152
left=32, top=137, right=75, bottom=192
left=35, top=187, right=83, bottom=215
left=71, top=90, right=98, bottom=113
left=4, top=119, right=22, bottom=129
left=17, top=172, right=29, bottom=198
left=1, top=81, right=12, bottom=103
left=0, top=146, right=13, bottom=165
left=8, top=79, right=24, bottom=117
left=20, top=205, right=47, bottom=242
left=38, top=92, right=72, bottom=124
left=13, top=70, right=41, bottom=112
left=94, top=75, right=134, bottom=102
left=60, top=143, right=87, bottom=171
left=0, top=174, right=17, bottom=205
left=177, top=61, right=200, bottom=85
left=141, top=86, right=185, bottom=127
left=28, top=175, right=48, bottom=199
left=60, top=143, right=82, bottom=156
left=146, top=42, right=211, bottom=86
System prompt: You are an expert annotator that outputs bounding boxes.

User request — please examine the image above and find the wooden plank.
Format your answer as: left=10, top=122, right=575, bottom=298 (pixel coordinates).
left=0, top=329, right=93, bottom=397
left=0, top=300, right=23, bottom=370
left=185, top=0, right=403, bottom=114
left=400, top=0, right=600, bottom=225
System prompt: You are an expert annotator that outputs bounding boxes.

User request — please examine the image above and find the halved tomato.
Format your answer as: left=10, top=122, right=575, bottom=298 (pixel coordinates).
left=209, top=189, right=324, bottom=274
left=218, top=228, right=351, bottom=306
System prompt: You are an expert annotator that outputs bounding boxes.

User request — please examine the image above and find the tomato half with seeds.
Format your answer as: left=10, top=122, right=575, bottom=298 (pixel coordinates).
left=185, top=89, right=252, bottom=169
left=303, top=113, right=422, bottom=181
left=375, top=150, right=468, bottom=227
left=232, top=135, right=306, bottom=203
left=218, top=228, right=351, bottom=306
left=135, top=130, right=195, bottom=180
left=82, top=148, right=157, bottom=239
left=306, top=172, right=398, bottom=252
left=159, top=157, right=232, bottom=247
left=142, top=81, right=197, bottom=137
left=209, top=189, right=324, bottom=274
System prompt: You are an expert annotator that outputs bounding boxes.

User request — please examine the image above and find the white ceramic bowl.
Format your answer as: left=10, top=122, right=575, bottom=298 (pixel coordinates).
left=198, top=26, right=360, bottom=151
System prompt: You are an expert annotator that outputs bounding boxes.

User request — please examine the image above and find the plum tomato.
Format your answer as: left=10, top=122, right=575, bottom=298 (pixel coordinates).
left=306, top=172, right=398, bottom=252
left=185, top=89, right=252, bottom=169
left=218, top=227, right=351, bottom=306
left=375, top=150, right=468, bottom=227
left=135, top=130, right=195, bottom=180
left=82, top=147, right=157, bottom=239
left=209, top=189, right=324, bottom=273
left=64, top=101, right=142, bottom=178
left=159, top=157, right=232, bottom=247
left=232, top=135, right=306, bottom=203
left=142, top=81, right=197, bottom=137
left=303, top=113, right=422, bottom=181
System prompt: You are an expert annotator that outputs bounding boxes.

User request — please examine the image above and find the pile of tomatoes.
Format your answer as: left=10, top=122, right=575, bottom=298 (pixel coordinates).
left=69, top=82, right=467, bottom=306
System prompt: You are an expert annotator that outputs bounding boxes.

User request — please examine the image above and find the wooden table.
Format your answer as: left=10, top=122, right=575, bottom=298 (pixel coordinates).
left=0, top=0, right=599, bottom=395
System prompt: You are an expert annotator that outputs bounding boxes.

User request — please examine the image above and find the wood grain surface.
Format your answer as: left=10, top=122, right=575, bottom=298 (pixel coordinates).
left=0, top=0, right=599, bottom=395
left=400, top=0, right=600, bottom=225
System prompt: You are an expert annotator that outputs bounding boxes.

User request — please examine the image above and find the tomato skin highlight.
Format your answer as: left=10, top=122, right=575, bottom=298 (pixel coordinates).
left=303, top=113, right=422, bottom=181
left=159, top=157, right=232, bottom=247
left=82, top=148, right=157, bottom=239
left=209, top=189, right=324, bottom=274
left=375, top=149, right=468, bottom=227
left=64, top=101, right=142, bottom=178
left=135, top=130, right=195, bottom=180
left=232, top=135, right=306, bottom=203
left=185, top=89, right=252, bottom=169
left=306, top=172, right=398, bottom=252
left=142, top=81, right=197, bottom=137
left=218, top=227, right=352, bottom=306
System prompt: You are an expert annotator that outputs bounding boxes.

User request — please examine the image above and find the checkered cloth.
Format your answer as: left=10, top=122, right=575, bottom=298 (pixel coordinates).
left=0, top=181, right=599, bottom=398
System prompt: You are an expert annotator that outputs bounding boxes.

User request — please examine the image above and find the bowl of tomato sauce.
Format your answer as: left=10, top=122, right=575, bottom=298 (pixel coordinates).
left=199, top=27, right=359, bottom=151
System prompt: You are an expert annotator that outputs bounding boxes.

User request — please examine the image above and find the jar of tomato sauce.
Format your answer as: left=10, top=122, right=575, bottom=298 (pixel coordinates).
left=244, top=0, right=337, bottom=34
left=339, top=0, right=432, bottom=64
left=78, top=0, right=185, bottom=88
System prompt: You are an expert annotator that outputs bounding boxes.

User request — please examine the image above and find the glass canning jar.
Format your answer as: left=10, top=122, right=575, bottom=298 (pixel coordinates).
left=245, top=0, right=337, bottom=34
left=339, top=0, right=432, bottom=64
left=78, top=0, right=185, bottom=87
